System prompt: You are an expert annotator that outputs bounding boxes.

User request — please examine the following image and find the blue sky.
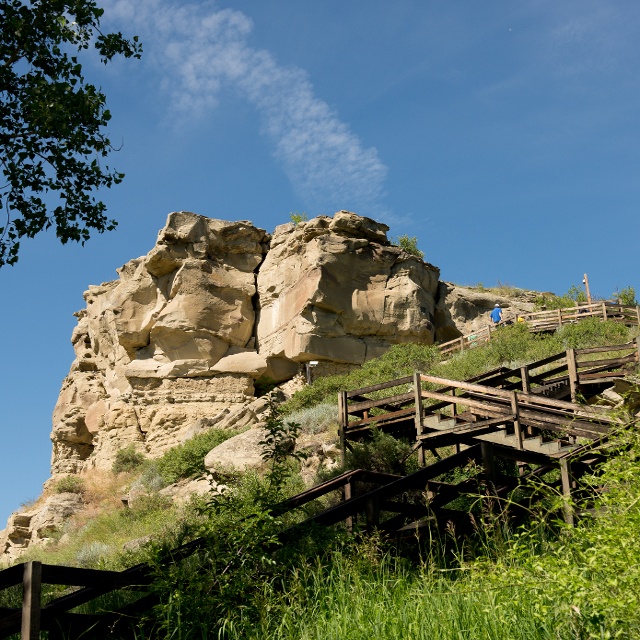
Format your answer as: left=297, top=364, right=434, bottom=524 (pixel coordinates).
left=1, top=0, right=639, bottom=524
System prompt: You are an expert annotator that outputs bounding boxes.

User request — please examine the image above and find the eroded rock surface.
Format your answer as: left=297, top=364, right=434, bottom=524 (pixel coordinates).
left=50, top=210, right=444, bottom=475
left=435, top=282, right=537, bottom=339
left=51, top=213, right=270, bottom=474
left=257, top=211, right=440, bottom=364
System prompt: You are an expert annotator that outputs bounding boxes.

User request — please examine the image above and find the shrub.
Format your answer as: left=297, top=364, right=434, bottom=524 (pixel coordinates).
left=287, top=403, right=339, bottom=435
left=566, top=283, right=588, bottom=303
left=395, top=234, right=424, bottom=259
left=556, top=318, right=629, bottom=350
left=76, top=542, right=113, bottom=568
left=112, top=445, right=146, bottom=474
left=345, top=429, right=417, bottom=476
left=614, top=285, right=638, bottom=306
left=146, top=403, right=313, bottom=637
left=153, top=429, right=239, bottom=485
left=54, top=475, right=85, bottom=494
left=290, top=211, right=308, bottom=225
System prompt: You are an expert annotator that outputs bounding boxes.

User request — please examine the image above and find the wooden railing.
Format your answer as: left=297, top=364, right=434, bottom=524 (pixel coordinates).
left=2, top=344, right=638, bottom=638
left=0, top=560, right=156, bottom=639
left=438, top=302, right=640, bottom=357
left=339, top=341, right=639, bottom=457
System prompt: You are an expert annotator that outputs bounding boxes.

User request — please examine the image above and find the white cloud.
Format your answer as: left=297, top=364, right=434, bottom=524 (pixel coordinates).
left=104, top=0, right=389, bottom=216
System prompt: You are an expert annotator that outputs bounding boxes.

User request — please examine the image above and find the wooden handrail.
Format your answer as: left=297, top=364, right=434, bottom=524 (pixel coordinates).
left=437, top=302, right=640, bottom=358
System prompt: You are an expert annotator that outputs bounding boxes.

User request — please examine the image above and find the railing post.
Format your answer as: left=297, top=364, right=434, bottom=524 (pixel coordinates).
left=636, top=337, right=640, bottom=366
left=510, top=391, right=523, bottom=451
left=22, top=561, right=42, bottom=640
left=636, top=305, right=640, bottom=327
left=602, top=301, right=607, bottom=321
left=566, top=349, right=579, bottom=403
left=365, top=495, right=380, bottom=530
left=344, top=476, right=353, bottom=533
left=481, top=442, right=497, bottom=498
left=451, top=389, right=460, bottom=453
left=560, top=458, right=575, bottom=526
left=557, top=308, right=562, bottom=327
left=519, top=366, right=533, bottom=437
left=338, top=391, right=348, bottom=466
left=413, top=372, right=425, bottom=467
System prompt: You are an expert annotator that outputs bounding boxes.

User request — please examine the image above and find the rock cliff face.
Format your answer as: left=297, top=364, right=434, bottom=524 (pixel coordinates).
left=50, top=210, right=443, bottom=474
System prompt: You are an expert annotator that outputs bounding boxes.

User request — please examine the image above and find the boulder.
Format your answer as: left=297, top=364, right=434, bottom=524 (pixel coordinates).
left=28, top=493, right=84, bottom=540
left=204, top=428, right=269, bottom=475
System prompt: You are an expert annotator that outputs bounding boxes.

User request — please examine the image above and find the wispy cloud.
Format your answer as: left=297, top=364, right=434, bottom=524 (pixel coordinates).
left=105, top=0, right=388, bottom=217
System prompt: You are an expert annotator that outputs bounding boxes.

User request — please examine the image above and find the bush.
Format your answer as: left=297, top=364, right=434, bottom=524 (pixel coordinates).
left=290, top=211, right=308, bottom=225
left=54, top=475, right=85, bottom=494
left=534, top=293, right=576, bottom=310
left=153, top=429, right=239, bottom=485
left=614, top=285, right=638, bottom=306
left=112, top=445, right=146, bottom=474
left=287, top=403, right=339, bottom=435
left=556, top=318, right=629, bottom=350
left=345, top=429, right=417, bottom=476
left=395, top=234, right=424, bottom=259
left=76, top=542, right=113, bottom=568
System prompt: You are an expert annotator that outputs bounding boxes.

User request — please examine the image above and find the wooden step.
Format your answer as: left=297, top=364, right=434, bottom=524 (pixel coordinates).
left=474, top=430, right=576, bottom=455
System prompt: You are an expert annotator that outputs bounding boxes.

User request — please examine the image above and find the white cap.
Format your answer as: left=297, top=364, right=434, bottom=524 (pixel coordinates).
left=494, top=303, right=500, bottom=307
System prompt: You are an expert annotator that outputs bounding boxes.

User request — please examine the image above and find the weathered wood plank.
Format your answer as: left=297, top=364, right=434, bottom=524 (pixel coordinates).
left=420, top=374, right=512, bottom=399
left=574, top=341, right=635, bottom=355
left=421, top=389, right=511, bottom=414
left=344, top=407, right=416, bottom=430
left=348, top=392, right=415, bottom=413
left=39, top=565, right=144, bottom=589
left=576, top=354, right=636, bottom=369
left=0, top=563, right=24, bottom=590
left=346, top=376, right=413, bottom=398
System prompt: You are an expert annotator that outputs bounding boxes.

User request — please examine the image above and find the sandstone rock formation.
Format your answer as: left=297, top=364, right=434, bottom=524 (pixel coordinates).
left=257, top=212, right=440, bottom=364
left=51, top=213, right=270, bottom=474
left=50, top=210, right=444, bottom=476
left=0, top=493, right=84, bottom=563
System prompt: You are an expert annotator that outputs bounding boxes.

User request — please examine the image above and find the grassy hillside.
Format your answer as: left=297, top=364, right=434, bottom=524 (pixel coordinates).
left=2, top=319, right=638, bottom=638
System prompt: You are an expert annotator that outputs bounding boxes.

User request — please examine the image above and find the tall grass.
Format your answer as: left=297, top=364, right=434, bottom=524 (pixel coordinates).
left=215, top=427, right=640, bottom=640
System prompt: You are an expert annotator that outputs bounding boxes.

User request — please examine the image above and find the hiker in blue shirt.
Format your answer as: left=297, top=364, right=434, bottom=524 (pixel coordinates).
left=490, top=303, right=503, bottom=325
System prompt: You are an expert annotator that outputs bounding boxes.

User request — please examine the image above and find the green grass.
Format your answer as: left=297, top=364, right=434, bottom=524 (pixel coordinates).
left=176, top=426, right=640, bottom=640
left=283, top=320, right=635, bottom=415
left=17, top=492, right=179, bottom=570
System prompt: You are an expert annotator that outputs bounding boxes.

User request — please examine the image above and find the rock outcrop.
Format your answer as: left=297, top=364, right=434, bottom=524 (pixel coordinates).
left=50, top=211, right=443, bottom=475
left=0, top=493, right=84, bottom=563
left=435, top=282, right=537, bottom=339
left=257, top=212, right=440, bottom=364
